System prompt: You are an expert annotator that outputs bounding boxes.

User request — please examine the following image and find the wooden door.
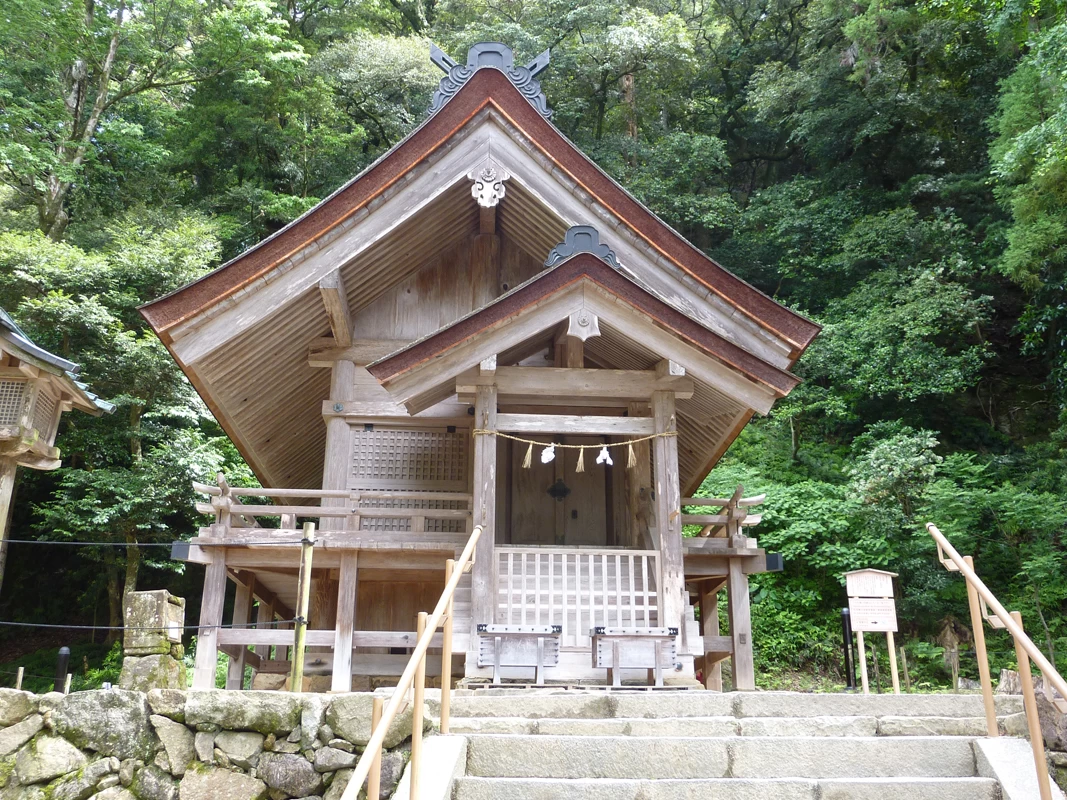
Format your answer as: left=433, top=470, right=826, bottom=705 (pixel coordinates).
left=504, top=436, right=610, bottom=546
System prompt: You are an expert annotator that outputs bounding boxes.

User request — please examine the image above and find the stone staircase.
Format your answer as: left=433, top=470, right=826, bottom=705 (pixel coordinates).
left=425, top=689, right=1051, bottom=799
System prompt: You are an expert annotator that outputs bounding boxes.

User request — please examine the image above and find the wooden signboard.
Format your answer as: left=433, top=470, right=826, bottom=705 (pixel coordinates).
left=843, top=568, right=900, bottom=695
left=848, top=597, right=898, bottom=632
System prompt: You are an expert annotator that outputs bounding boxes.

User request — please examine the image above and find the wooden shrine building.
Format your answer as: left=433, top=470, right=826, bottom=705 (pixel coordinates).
left=141, top=43, right=819, bottom=691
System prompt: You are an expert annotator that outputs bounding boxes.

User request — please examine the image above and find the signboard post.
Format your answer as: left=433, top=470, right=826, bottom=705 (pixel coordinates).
left=844, top=569, right=900, bottom=695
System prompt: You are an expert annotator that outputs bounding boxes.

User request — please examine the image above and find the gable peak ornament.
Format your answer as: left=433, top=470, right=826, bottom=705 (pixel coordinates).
left=545, top=225, right=622, bottom=270
left=430, top=42, right=552, bottom=118
left=468, top=162, right=508, bottom=208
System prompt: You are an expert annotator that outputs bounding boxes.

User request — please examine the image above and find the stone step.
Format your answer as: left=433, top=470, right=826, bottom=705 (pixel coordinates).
left=445, top=714, right=997, bottom=737
left=464, top=735, right=979, bottom=780
left=439, top=690, right=1023, bottom=721
left=453, top=776, right=1000, bottom=800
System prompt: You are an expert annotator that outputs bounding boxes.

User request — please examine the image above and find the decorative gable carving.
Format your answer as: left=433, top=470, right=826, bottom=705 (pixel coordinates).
left=468, top=163, right=508, bottom=208
left=545, top=225, right=622, bottom=270
left=430, top=42, right=552, bottom=118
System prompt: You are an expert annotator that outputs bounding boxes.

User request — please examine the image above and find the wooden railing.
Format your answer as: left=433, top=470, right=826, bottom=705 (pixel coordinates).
left=497, top=547, right=659, bottom=648
left=681, top=486, right=765, bottom=540
left=928, top=522, right=1065, bottom=800
left=338, top=524, right=481, bottom=800
left=193, top=473, right=472, bottom=534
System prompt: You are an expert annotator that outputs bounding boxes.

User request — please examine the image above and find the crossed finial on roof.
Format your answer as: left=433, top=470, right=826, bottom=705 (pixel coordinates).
left=429, top=42, right=552, bottom=119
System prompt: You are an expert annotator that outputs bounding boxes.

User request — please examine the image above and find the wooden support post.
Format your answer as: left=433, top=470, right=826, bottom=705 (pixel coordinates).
left=900, top=646, right=911, bottom=691
left=410, top=611, right=428, bottom=800
left=440, top=558, right=455, bottom=733
left=471, top=234, right=500, bottom=308
left=856, top=630, right=870, bottom=695
left=965, top=555, right=998, bottom=736
left=701, top=589, right=723, bottom=691
left=226, top=578, right=253, bottom=689
left=319, top=271, right=354, bottom=348
left=331, top=551, right=358, bottom=692
left=0, top=458, right=19, bottom=597
left=726, top=558, right=755, bottom=691
left=63, top=673, right=71, bottom=694
left=368, top=696, right=383, bottom=800
left=322, top=360, right=355, bottom=532
left=193, top=550, right=228, bottom=689
left=651, top=391, right=684, bottom=642
left=1011, top=610, right=1054, bottom=800
left=15, top=666, right=23, bottom=691
left=886, top=630, right=900, bottom=695
left=562, top=336, right=583, bottom=369
left=254, top=598, right=275, bottom=668
left=289, top=523, right=316, bottom=693
left=471, top=384, right=498, bottom=647
left=625, top=402, right=652, bottom=550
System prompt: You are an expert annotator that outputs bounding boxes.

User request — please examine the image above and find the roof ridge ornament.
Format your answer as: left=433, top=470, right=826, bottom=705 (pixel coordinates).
left=430, top=42, right=552, bottom=119
left=545, top=225, right=622, bottom=270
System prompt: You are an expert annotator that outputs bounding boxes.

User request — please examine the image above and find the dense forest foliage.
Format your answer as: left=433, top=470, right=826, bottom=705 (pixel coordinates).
left=0, top=0, right=1064, bottom=688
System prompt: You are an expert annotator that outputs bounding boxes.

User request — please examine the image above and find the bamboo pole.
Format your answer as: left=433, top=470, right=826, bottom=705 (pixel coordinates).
left=1011, top=611, right=1053, bottom=800
left=63, top=674, right=71, bottom=694
left=440, top=559, right=455, bottom=735
left=367, top=696, right=383, bottom=800
left=964, top=555, right=998, bottom=737
left=410, top=612, right=428, bottom=800
left=856, top=630, right=870, bottom=694
left=289, top=522, right=316, bottom=693
left=15, top=667, right=22, bottom=691
left=886, top=631, right=900, bottom=695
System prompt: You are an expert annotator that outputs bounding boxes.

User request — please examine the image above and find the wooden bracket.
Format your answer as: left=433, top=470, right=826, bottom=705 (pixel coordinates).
left=318, top=271, right=353, bottom=348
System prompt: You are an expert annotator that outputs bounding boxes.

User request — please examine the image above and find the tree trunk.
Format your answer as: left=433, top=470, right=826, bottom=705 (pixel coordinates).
left=123, top=532, right=140, bottom=610
left=129, top=404, right=143, bottom=464
left=105, top=556, right=122, bottom=645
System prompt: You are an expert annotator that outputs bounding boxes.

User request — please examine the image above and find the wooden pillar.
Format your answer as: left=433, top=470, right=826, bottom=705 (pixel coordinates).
left=470, top=384, right=498, bottom=652
left=701, top=588, right=723, bottom=691
left=331, top=552, right=358, bottom=692
left=727, top=557, right=755, bottom=690
left=226, top=578, right=253, bottom=689
left=322, top=360, right=355, bottom=507
left=253, top=597, right=275, bottom=673
left=0, top=457, right=18, bottom=598
left=624, top=402, right=652, bottom=550
left=193, top=551, right=227, bottom=689
left=472, top=234, right=500, bottom=308
left=651, top=391, right=683, bottom=639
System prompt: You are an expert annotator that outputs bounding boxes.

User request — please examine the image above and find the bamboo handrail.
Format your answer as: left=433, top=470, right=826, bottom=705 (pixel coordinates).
left=339, top=525, right=482, bottom=800
left=927, top=523, right=1059, bottom=800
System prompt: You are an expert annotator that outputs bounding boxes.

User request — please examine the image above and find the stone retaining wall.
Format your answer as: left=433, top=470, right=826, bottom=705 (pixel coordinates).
left=0, top=688, right=429, bottom=800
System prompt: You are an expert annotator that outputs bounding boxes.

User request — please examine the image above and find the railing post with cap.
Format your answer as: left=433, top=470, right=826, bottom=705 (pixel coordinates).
left=963, top=555, right=998, bottom=737
left=1011, top=610, right=1054, bottom=800
left=441, top=558, right=455, bottom=734
left=410, top=611, right=428, bottom=799
left=289, top=522, right=316, bottom=692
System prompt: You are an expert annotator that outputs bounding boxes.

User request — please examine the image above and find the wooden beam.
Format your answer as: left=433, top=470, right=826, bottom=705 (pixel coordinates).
left=232, top=569, right=296, bottom=622
left=562, top=337, right=583, bottom=368
left=496, top=413, right=654, bottom=436
left=220, top=645, right=261, bottom=670
left=331, top=551, right=358, bottom=692
left=479, top=206, right=497, bottom=236
left=308, top=337, right=410, bottom=368
left=216, top=628, right=451, bottom=648
left=457, top=367, right=694, bottom=401
left=318, top=272, right=353, bottom=348
left=470, top=385, right=498, bottom=655
left=652, top=390, right=684, bottom=645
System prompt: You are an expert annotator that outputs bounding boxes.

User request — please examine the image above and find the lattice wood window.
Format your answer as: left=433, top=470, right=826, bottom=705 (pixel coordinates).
left=349, top=428, right=468, bottom=491
left=0, top=380, right=27, bottom=426
left=33, top=389, right=58, bottom=441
